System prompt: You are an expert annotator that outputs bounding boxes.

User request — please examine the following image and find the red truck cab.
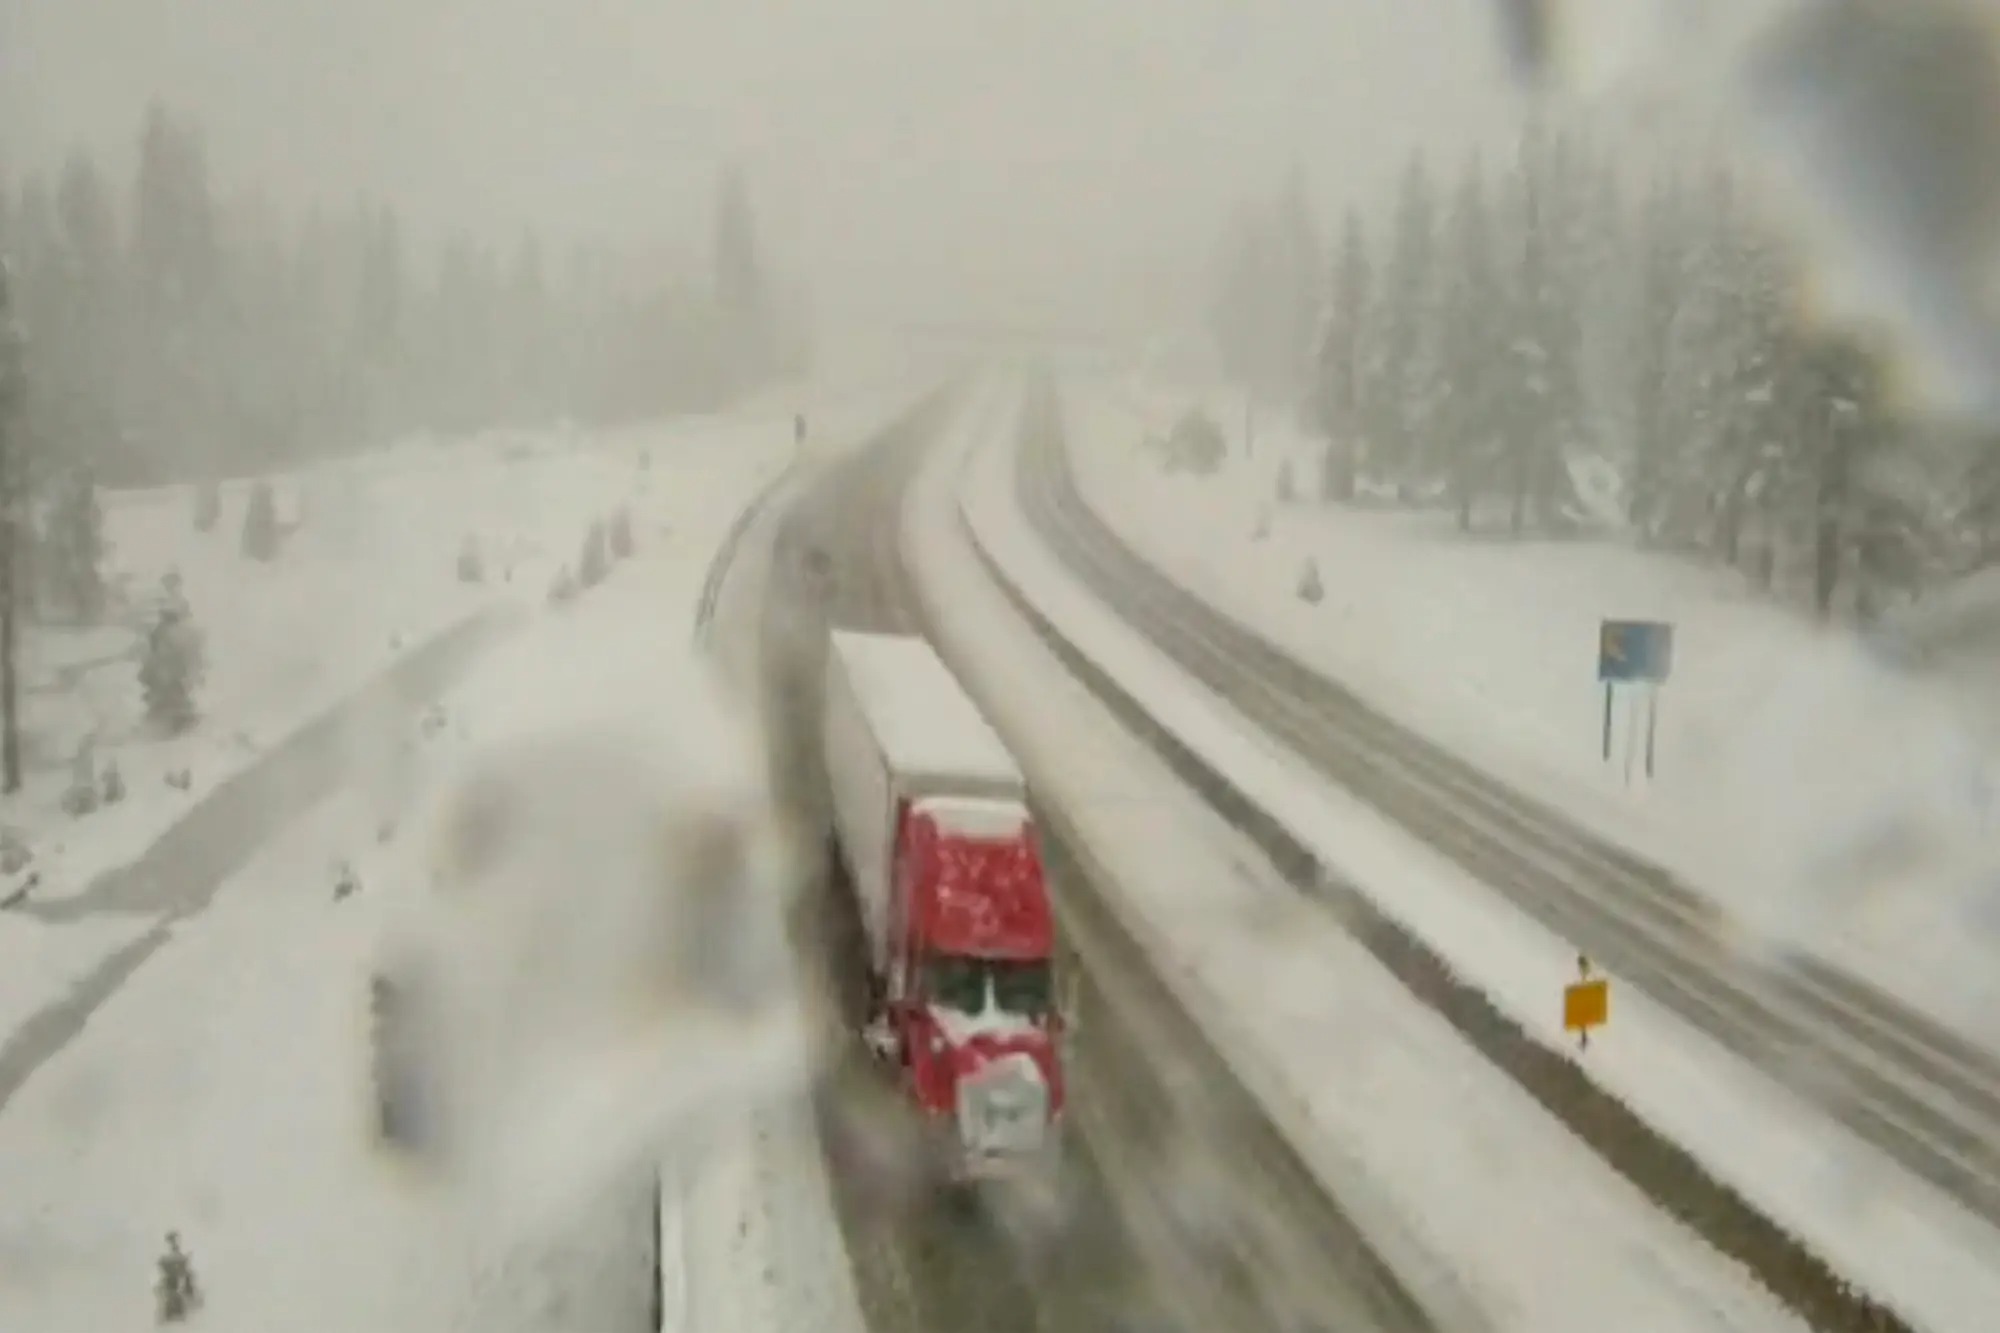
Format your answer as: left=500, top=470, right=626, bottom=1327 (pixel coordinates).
left=875, top=795, right=1065, bottom=1179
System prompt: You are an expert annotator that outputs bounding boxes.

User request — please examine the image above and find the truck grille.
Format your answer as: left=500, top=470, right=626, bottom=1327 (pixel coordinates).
left=956, top=1053, right=1048, bottom=1159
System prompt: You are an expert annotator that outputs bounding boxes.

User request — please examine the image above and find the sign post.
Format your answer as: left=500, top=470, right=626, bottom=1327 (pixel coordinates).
left=1601, top=681, right=1614, bottom=762
left=1597, top=618, right=1673, bottom=783
left=1644, top=683, right=1660, bottom=779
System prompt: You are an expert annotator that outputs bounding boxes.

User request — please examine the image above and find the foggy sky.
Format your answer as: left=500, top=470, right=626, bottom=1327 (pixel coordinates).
left=3, top=0, right=1520, bottom=339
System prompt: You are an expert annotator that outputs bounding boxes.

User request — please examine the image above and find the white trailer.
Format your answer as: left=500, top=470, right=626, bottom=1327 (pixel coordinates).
left=820, top=630, right=1026, bottom=974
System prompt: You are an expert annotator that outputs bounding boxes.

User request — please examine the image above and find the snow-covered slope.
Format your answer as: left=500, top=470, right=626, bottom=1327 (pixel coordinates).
left=0, top=390, right=904, bottom=1333
left=1064, top=382, right=2000, bottom=1061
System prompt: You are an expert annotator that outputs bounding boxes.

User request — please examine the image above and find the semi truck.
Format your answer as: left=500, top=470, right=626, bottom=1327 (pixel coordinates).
left=821, top=629, right=1067, bottom=1186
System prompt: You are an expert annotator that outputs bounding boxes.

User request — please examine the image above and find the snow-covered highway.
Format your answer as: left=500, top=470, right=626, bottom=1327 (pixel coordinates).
left=5, top=368, right=1993, bottom=1333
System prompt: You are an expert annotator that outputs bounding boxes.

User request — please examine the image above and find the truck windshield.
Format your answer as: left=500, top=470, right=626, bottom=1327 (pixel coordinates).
left=922, top=954, right=1053, bottom=1018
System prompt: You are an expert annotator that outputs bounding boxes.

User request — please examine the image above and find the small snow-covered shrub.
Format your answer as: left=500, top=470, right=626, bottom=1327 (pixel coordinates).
left=61, top=742, right=99, bottom=817
left=1296, top=557, right=1324, bottom=605
left=139, top=594, right=206, bottom=734
left=1161, top=409, right=1227, bottom=477
left=154, top=1232, right=201, bottom=1323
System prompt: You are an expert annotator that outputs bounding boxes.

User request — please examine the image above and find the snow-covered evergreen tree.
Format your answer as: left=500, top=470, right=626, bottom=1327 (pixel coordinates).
left=41, top=465, right=105, bottom=621
left=1368, top=155, right=1439, bottom=496
left=139, top=588, right=205, bottom=732
left=154, top=1231, right=201, bottom=1323
left=1624, top=174, right=1691, bottom=540
left=1498, top=125, right=1583, bottom=534
left=1295, top=556, right=1324, bottom=604
left=1313, top=209, right=1372, bottom=502
left=61, top=737, right=99, bottom=816
left=1434, top=157, right=1506, bottom=530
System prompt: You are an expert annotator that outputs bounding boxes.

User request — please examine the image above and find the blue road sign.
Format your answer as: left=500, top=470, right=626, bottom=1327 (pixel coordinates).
left=1599, top=619, right=1674, bottom=684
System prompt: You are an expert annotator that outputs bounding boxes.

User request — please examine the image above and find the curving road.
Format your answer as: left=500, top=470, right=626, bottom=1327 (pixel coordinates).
left=746, top=387, right=1448, bottom=1333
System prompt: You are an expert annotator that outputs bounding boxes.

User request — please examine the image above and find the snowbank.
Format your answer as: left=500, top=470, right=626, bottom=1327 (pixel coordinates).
left=1063, top=382, right=2000, bottom=1055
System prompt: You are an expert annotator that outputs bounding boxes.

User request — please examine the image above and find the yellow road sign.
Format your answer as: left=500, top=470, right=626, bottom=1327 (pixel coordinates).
left=1564, top=978, right=1609, bottom=1032
left=1564, top=953, right=1609, bottom=1049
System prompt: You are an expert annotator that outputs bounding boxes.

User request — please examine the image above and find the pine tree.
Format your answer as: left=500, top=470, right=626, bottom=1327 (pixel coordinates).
left=1625, top=174, right=1690, bottom=541
left=1295, top=556, right=1324, bottom=605
left=1435, top=157, right=1505, bottom=531
left=1498, top=125, right=1583, bottom=535
left=139, top=589, right=205, bottom=733
left=241, top=479, right=279, bottom=560
left=1370, top=154, right=1438, bottom=496
left=1314, top=210, right=1372, bottom=502
left=42, top=465, right=105, bottom=621
left=1266, top=165, right=1322, bottom=403
left=154, top=1231, right=201, bottom=1322
left=1701, top=222, right=1794, bottom=571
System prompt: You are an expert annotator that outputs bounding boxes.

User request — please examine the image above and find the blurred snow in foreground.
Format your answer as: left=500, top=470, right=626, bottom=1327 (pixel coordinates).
left=370, top=607, right=810, bottom=1249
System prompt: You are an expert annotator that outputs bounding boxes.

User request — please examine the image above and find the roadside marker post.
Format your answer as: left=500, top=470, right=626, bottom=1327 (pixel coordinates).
left=1564, top=953, right=1609, bottom=1050
left=1597, top=619, right=1673, bottom=783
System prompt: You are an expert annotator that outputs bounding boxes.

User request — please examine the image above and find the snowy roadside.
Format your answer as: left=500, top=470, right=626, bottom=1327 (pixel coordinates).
left=5, top=374, right=909, bottom=917
left=0, top=394, right=854, bottom=1332
left=910, top=377, right=1821, bottom=1333
left=988, top=384, right=2000, bottom=1332
left=0, top=394, right=868, bottom=1034
left=1063, top=382, right=2000, bottom=1061
left=679, top=406, right=874, bottom=1333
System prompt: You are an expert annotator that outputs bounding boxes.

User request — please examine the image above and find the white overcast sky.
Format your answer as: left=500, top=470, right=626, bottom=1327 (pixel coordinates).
left=1, top=0, right=1523, bottom=336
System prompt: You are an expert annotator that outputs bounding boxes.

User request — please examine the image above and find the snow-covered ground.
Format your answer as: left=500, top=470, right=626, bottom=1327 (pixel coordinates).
left=0, top=389, right=902, bottom=1332
left=0, top=384, right=905, bottom=1008
left=1062, top=381, right=2000, bottom=1059
left=911, top=377, right=1842, bottom=1333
